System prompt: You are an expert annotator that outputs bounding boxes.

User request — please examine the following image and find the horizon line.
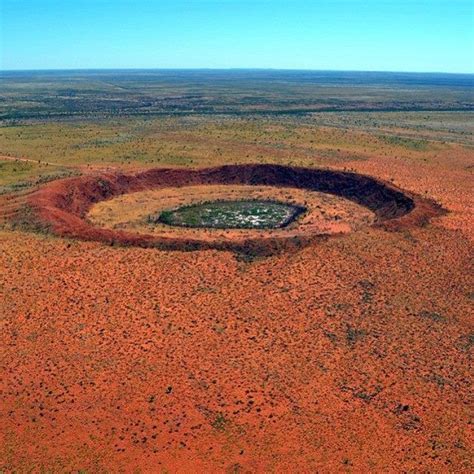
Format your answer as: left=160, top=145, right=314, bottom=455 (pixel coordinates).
left=2, top=67, right=473, bottom=76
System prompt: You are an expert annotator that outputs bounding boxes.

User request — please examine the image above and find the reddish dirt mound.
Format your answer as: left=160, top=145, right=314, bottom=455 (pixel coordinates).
left=26, top=164, right=443, bottom=254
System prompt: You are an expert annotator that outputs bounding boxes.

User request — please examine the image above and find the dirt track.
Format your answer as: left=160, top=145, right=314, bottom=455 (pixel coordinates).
left=0, top=154, right=65, bottom=168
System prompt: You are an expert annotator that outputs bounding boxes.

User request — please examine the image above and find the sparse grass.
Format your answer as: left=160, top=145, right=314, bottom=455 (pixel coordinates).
left=0, top=166, right=80, bottom=194
left=346, top=325, right=367, bottom=348
left=457, top=333, right=474, bottom=351
left=418, top=310, right=447, bottom=323
left=1, top=109, right=472, bottom=177
left=378, top=134, right=429, bottom=150
left=211, top=413, right=229, bottom=432
left=8, top=204, right=52, bottom=235
left=0, top=71, right=472, bottom=472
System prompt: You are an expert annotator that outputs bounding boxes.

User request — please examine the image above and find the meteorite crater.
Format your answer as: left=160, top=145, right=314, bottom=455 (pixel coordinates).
left=25, top=164, right=444, bottom=255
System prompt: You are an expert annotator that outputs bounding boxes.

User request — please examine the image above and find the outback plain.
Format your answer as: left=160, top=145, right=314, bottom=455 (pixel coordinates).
left=0, top=70, right=473, bottom=472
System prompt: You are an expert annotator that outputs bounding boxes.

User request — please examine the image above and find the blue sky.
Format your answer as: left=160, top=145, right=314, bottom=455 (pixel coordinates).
left=1, top=0, right=473, bottom=72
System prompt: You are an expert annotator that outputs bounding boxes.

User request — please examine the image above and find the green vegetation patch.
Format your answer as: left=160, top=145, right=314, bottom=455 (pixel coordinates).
left=153, top=199, right=306, bottom=229
left=377, top=134, right=429, bottom=150
left=0, top=165, right=80, bottom=194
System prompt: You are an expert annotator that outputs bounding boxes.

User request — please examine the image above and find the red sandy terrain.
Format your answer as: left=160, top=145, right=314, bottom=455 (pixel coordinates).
left=1, top=162, right=472, bottom=472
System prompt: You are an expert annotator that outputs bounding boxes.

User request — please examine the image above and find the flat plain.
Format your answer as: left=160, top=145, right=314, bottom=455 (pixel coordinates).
left=1, top=71, right=473, bottom=472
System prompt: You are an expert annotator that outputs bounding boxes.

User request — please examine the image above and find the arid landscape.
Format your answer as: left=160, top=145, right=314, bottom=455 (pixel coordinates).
left=1, top=71, right=473, bottom=472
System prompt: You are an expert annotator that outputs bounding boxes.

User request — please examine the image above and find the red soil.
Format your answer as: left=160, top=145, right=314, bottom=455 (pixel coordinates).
left=1, top=164, right=471, bottom=472
left=26, top=164, right=442, bottom=254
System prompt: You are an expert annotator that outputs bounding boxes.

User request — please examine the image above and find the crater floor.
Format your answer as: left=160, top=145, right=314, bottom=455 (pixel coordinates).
left=87, top=184, right=375, bottom=238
